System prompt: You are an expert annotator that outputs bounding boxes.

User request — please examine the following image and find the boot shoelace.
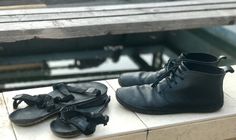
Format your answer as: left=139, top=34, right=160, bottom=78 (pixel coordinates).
left=155, top=63, right=234, bottom=91
left=151, top=58, right=182, bottom=88
left=162, top=67, right=186, bottom=90
left=151, top=58, right=209, bottom=88
left=152, top=65, right=186, bottom=92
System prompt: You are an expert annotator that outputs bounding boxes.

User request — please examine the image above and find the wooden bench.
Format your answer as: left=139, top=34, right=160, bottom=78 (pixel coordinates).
left=1, top=0, right=236, bottom=42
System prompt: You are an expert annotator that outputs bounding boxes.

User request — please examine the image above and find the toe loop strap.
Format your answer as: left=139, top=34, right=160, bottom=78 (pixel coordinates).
left=12, top=94, right=74, bottom=111
left=13, top=94, right=40, bottom=109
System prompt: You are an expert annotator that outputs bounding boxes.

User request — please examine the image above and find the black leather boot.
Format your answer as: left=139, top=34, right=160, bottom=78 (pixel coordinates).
left=118, top=53, right=226, bottom=87
left=116, top=62, right=234, bottom=114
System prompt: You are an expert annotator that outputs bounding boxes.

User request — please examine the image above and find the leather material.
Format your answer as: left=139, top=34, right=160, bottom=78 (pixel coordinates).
left=50, top=96, right=110, bottom=137
left=9, top=82, right=108, bottom=126
left=116, top=62, right=230, bottom=114
left=118, top=53, right=224, bottom=87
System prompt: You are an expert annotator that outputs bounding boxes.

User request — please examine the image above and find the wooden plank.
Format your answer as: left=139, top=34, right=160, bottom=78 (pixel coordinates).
left=1, top=3, right=236, bottom=23
left=0, top=0, right=42, bottom=6
left=0, top=93, right=16, bottom=140
left=1, top=7, right=236, bottom=42
left=0, top=0, right=236, bottom=42
left=45, top=0, right=167, bottom=6
left=0, top=0, right=236, bottom=16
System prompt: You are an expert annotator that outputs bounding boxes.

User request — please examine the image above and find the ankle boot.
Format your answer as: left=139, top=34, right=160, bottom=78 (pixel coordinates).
left=116, top=62, right=234, bottom=114
left=118, top=53, right=226, bottom=87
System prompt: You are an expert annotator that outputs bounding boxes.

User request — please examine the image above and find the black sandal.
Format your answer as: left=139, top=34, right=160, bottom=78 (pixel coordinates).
left=9, top=82, right=108, bottom=126
left=50, top=96, right=110, bottom=138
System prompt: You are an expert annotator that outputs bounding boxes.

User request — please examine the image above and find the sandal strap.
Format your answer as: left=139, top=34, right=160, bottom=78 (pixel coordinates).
left=67, top=85, right=101, bottom=96
left=80, top=113, right=109, bottom=135
left=58, top=97, right=110, bottom=135
left=53, top=83, right=101, bottom=97
left=60, top=96, right=110, bottom=115
left=68, top=86, right=101, bottom=96
left=13, top=94, right=40, bottom=109
left=53, top=83, right=75, bottom=101
left=60, top=111, right=109, bottom=135
left=13, top=83, right=103, bottom=113
left=12, top=94, right=74, bottom=112
left=13, top=94, right=54, bottom=111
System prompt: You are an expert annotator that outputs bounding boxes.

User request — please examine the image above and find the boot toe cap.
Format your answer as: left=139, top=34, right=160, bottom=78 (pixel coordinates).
left=116, top=86, right=142, bottom=108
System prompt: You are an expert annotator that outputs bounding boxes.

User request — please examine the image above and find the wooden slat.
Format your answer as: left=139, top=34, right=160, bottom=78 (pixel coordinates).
left=1, top=8, right=236, bottom=42
left=1, top=3, right=236, bottom=23
left=0, top=0, right=236, bottom=42
left=0, top=0, right=235, bottom=16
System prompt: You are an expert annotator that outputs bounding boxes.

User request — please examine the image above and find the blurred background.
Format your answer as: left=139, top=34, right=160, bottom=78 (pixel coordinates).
left=0, top=0, right=236, bottom=91
left=1, top=26, right=236, bottom=91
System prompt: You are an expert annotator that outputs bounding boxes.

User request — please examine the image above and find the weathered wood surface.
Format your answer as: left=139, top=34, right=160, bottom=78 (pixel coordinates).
left=1, top=0, right=236, bottom=42
left=0, top=0, right=171, bottom=7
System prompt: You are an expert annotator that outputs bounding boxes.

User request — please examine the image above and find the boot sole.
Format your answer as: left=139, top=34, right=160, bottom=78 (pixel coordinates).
left=116, top=93, right=223, bottom=114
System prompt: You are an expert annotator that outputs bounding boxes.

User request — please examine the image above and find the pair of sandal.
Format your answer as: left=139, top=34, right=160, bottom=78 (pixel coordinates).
left=9, top=82, right=110, bottom=138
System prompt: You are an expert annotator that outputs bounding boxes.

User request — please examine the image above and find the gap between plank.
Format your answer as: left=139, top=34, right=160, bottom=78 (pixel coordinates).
left=0, top=4, right=46, bottom=10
